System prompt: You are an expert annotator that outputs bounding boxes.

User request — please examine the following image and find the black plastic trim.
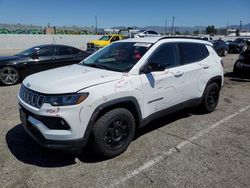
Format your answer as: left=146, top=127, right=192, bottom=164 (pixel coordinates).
left=141, top=98, right=202, bottom=127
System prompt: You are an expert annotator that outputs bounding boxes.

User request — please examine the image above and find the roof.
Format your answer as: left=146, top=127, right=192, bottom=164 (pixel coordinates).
left=120, top=36, right=212, bottom=45
left=31, top=44, right=76, bottom=48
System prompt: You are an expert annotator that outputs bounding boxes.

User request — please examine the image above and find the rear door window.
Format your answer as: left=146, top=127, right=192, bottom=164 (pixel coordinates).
left=179, top=43, right=209, bottom=64
left=56, top=46, right=72, bottom=56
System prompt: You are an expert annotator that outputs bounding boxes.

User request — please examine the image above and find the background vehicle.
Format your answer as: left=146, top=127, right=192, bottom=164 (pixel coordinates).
left=233, top=41, right=250, bottom=75
left=19, top=37, right=223, bottom=158
left=228, top=38, right=249, bottom=53
left=200, top=36, right=213, bottom=41
left=87, top=34, right=124, bottom=51
left=212, top=39, right=229, bottom=56
left=0, top=44, right=89, bottom=85
left=134, top=30, right=161, bottom=38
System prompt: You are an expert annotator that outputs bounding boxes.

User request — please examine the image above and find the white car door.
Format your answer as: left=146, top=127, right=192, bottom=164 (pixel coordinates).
left=139, top=43, right=186, bottom=118
left=179, top=43, right=211, bottom=101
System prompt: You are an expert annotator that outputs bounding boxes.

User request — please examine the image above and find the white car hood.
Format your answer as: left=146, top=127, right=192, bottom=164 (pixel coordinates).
left=23, top=64, right=123, bottom=94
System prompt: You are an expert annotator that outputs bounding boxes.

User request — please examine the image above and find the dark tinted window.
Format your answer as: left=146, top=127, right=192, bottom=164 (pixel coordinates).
left=180, top=43, right=209, bottom=64
left=38, top=47, right=53, bottom=57
left=148, top=43, right=178, bottom=68
left=148, top=31, right=158, bottom=35
left=71, top=47, right=82, bottom=54
left=56, top=46, right=72, bottom=56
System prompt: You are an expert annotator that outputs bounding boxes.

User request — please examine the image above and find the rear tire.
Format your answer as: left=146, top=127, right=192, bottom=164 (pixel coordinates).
left=199, top=83, right=220, bottom=113
left=91, top=108, right=135, bottom=158
left=0, top=66, right=20, bottom=85
left=233, top=61, right=241, bottom=75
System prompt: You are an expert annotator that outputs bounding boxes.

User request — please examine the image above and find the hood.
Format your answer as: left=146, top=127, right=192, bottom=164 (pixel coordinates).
left=0, top=55, right=20, bottom=62
left=89, top=40, right=109, bottom=47
left=23, top=64, right=123, bottom=94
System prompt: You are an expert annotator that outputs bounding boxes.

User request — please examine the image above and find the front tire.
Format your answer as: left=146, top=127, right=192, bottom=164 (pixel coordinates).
left=199, top=83, right=220, bottom=113
left=92, top=108, right=135, bottom=158
left=0, top=66, right=20, bottom=85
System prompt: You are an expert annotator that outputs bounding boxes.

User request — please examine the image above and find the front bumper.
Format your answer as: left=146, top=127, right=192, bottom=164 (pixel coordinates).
left=19, top=105, right=87, bottom=153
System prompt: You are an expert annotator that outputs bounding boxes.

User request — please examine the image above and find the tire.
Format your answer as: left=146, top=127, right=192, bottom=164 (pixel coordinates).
left=199, top=83, right=220, bottom=113
left=0, top=66, right=20, bottom=85
left=233, top=61, right=241, bottom=75
left=91, top=108, right=135, bottom=158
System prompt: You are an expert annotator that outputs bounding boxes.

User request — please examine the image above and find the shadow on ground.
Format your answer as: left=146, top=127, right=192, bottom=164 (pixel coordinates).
left=6, top=110, right=193, bottom=166
left=224, top=72, right=250, bottom=82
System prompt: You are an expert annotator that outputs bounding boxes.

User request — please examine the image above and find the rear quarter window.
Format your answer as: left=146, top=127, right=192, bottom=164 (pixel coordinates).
left=180, top=43, right=209, bottom=64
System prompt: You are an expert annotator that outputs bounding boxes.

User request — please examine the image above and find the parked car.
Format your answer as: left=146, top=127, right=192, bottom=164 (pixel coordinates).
left=212, top=39, right=229, bottom=56
left=18, top=37, right=223, bottom=158
left=0, top=44, right=89, bottom=85
left=228, top=38, right=249, bottom=53
left=233, top=41, right=250, bottom=75
left=199, top=36, right=213, bottom=42
left=134, top=30, right=161, bottom=38
left=87, top=34, right=124, bottom=51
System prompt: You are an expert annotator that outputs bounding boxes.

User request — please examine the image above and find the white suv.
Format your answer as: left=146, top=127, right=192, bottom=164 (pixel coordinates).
left=18, top=37, right=224, bottom=158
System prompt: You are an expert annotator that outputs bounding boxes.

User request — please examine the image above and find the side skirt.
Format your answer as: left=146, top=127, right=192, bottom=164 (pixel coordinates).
left=140, top=98, right=202, bottom=128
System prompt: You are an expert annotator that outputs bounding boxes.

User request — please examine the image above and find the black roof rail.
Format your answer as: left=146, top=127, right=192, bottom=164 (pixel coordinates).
left=158, top=36, right=203, bottom=41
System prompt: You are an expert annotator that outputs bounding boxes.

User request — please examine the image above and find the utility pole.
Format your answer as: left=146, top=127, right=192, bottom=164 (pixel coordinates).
left=165, top=18, right=168, bottom=35
left=95, top=16, right=98, bottom=34
left=171, top=16, right=175, bottom=35
left=239, top=20, right=242, bottom=32
left=226, top=22, right=229, bottom=36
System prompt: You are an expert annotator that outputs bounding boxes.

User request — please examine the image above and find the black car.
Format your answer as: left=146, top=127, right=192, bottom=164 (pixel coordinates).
left=212, top=39, right=229, bottom=56
left=233, top=44, right=250, bottom=75
left=0, top=44, right=90, bottom=85
left=228, top=38, right=249, bottom=53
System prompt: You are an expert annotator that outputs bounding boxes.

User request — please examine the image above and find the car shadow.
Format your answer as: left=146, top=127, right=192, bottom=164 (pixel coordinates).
left=6, top=124, right=77, bottom=167
left=7, top=110, right=193, bottom=166
left=224, top=72, right=250, bottom=82
left=134, top=109, right=191, bottom=140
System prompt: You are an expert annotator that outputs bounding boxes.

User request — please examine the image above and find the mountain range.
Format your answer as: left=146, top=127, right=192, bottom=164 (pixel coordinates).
left=112, top=23, right=250, bottom=34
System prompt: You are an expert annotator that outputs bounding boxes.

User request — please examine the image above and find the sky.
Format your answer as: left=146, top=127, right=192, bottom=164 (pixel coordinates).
left=0, top=0, right=249, bottom=28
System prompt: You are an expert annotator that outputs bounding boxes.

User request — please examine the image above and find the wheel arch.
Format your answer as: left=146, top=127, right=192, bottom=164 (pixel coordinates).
left=206, top=75, right=223, bottom=90
left=83, top=97, right=142, bottom=141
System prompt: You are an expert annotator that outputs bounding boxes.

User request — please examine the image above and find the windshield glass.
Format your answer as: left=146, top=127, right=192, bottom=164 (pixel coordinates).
left=80, top=42, right=151, bottom=72
left=234, top=38, right=244, bottom=43
left=99, top=36, right=112, bottom=41
left=15, top=47, right=39, bottom=56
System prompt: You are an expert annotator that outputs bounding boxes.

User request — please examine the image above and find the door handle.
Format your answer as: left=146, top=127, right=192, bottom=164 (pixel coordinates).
left=174, top=71, right=184, bottom=78
left=203, top=64, right=210, bottom=69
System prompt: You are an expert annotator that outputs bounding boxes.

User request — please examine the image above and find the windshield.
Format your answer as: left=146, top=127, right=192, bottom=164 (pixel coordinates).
left=15, top=47, right=39, bottom=56
left=80, top=42, right=151, bottom=72
left=234, top=38, right=244, bottom=43
left=99, top=36, right=112, bottom=41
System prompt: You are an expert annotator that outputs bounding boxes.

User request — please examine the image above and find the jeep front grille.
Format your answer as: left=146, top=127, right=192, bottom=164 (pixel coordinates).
left=19, top=85, right=46, bottom=108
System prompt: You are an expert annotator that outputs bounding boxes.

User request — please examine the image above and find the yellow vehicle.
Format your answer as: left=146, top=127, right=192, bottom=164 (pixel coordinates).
left=87, top=34, right=124, bottom=51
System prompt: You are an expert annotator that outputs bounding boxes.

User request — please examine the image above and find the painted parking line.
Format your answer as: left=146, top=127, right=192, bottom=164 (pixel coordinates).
left=108, top=105, right=250, bottom=188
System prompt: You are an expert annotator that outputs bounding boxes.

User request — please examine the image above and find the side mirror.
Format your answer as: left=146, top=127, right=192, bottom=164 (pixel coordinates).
left=141, top=63, right=167, bottom=73
left=31, top=53, right=39, bottom=59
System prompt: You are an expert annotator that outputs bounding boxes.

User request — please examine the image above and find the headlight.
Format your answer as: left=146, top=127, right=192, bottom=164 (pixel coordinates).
left=45, top=93, right=88, bottom=106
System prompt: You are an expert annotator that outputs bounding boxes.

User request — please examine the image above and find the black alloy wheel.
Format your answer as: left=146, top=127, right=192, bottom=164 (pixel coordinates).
left=0, top=67, right=20, bottom=85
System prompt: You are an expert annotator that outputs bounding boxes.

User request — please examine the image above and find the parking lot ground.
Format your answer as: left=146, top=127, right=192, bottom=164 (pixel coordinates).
left=0, top=54, right=250, bottom=188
